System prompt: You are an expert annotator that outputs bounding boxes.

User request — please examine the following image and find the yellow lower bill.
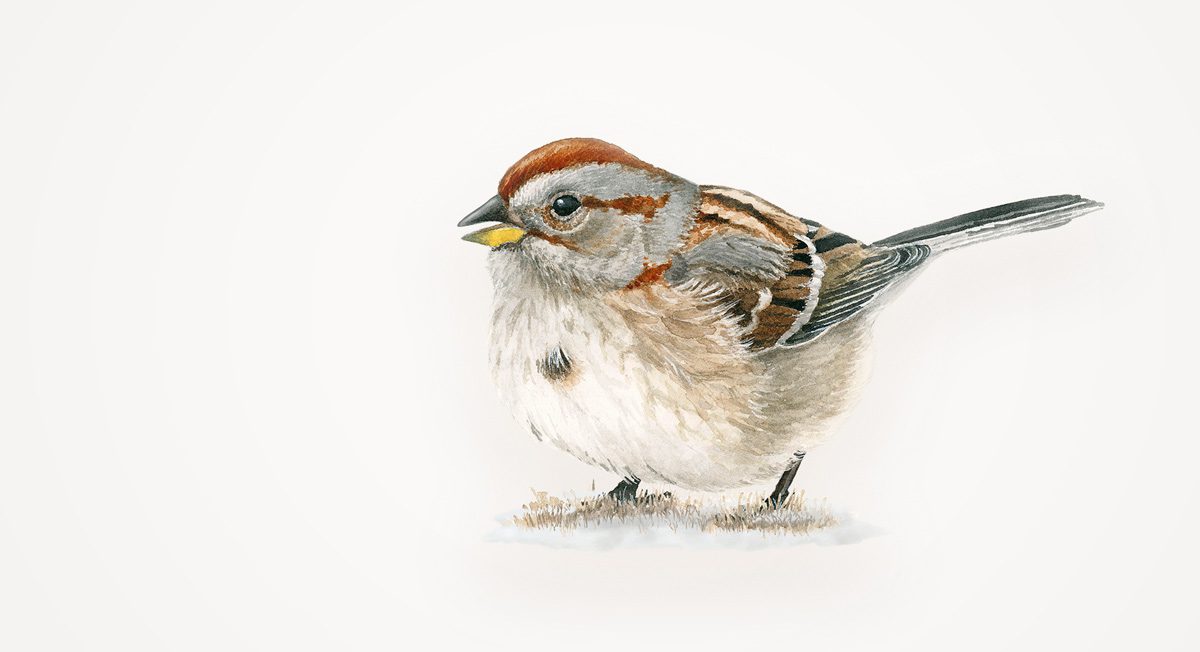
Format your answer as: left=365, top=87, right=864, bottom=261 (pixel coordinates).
left=462, top=224, right=525, bottom=248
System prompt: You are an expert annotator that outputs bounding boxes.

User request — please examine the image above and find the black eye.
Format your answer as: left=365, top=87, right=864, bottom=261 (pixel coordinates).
left=552, top=195, right=582, bottom=217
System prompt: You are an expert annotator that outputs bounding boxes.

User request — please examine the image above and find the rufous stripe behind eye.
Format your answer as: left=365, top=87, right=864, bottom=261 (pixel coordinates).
left=581, top=194, right=670, bottom=221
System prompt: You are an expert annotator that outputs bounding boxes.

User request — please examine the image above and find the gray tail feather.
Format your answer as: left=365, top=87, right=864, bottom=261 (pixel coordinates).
left=873, top=195, right=1104, bottom=252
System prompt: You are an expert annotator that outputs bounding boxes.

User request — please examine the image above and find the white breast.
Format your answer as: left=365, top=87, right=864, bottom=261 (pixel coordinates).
left=485, top=251, right=875, bottom=491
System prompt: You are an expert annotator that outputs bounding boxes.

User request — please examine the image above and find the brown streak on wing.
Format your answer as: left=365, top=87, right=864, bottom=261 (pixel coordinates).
left=799, top=220, right=871, bottom=291
left=752, top=305, right=801, bottom=336
left=700, top=186, right=814, bottom=240
left=729, top=289, right=763, bottom=328
left=770, top=281, right=812, bottom=302
left=682, top=186, right=877, bottom=350
left=699, top=196, right=791, bottom=245
left=693, top=187, right=872, bottom=350
left=817, top=239, right=870, bottom=289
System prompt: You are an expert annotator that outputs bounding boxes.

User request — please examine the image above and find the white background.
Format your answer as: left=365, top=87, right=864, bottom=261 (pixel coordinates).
left=2, top=1, right=1197, bottom=650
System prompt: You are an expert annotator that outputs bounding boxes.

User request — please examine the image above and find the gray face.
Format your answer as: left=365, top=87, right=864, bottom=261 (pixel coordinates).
left=497, top=163, right=701, bottom=291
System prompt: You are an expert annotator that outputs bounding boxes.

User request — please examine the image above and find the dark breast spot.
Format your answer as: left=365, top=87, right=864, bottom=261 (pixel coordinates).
left=537, top=347, right=573, bottom=383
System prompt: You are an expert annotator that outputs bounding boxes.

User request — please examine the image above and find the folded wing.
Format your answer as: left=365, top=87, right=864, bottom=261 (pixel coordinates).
left=673, top=186, right=926, bottom=350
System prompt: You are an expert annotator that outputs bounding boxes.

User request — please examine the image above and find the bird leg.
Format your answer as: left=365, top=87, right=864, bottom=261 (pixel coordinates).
left=607, top=476, right=640, bottom=502
left=766, top=452, right=806, bottom=508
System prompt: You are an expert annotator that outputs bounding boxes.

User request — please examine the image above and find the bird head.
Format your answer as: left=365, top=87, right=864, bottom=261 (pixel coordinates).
left=458, top=138, right=700, bottom=290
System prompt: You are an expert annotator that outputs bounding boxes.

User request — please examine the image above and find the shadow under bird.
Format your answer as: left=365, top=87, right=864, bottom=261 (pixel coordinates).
left=458, top=138, right=1103, bottom=506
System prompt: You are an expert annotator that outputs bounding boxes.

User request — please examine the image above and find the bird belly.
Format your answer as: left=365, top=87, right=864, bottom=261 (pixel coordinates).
left=492, top=312, right=739, bottom=489
left=487, top=272, right=833, bottom=490
left=482, top=252, right=878, bottom=492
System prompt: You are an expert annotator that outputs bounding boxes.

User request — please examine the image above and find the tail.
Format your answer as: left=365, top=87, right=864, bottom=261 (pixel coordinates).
left=873, top=195, right=1104, bottom=252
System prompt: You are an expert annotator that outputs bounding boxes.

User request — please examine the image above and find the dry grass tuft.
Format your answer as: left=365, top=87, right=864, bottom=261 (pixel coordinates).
left=514, top=489, right=838, bottom=536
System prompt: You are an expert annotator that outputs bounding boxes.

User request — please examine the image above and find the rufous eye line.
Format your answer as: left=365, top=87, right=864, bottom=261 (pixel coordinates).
left=580, top=194, right=670, bottom=223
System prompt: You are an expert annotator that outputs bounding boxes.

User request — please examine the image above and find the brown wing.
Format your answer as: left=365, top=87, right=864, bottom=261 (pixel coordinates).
left=675, top=187, right=921, bottom=350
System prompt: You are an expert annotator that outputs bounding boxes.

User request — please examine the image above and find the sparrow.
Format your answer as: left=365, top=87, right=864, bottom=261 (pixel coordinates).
left=458, top=138, right=1102, bottom=505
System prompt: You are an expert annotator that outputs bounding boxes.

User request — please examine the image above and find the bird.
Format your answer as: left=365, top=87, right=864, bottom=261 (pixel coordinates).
left=457, top=138, right=1102, bottom=506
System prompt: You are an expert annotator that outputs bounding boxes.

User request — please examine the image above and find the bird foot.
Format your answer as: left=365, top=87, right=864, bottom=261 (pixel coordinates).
left=607, top=477, right=640, bottom=502
left=764, top=491, right=790, bottom=509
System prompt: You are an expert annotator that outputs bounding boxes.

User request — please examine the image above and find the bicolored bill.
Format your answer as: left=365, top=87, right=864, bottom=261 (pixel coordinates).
left=458, top=194, right=524, bottom=248
left=461, top=224, right=525, bottom=248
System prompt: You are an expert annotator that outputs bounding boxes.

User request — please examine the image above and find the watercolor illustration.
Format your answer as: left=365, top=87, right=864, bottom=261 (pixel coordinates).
left=459, top=138, right=1102, bottom=538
